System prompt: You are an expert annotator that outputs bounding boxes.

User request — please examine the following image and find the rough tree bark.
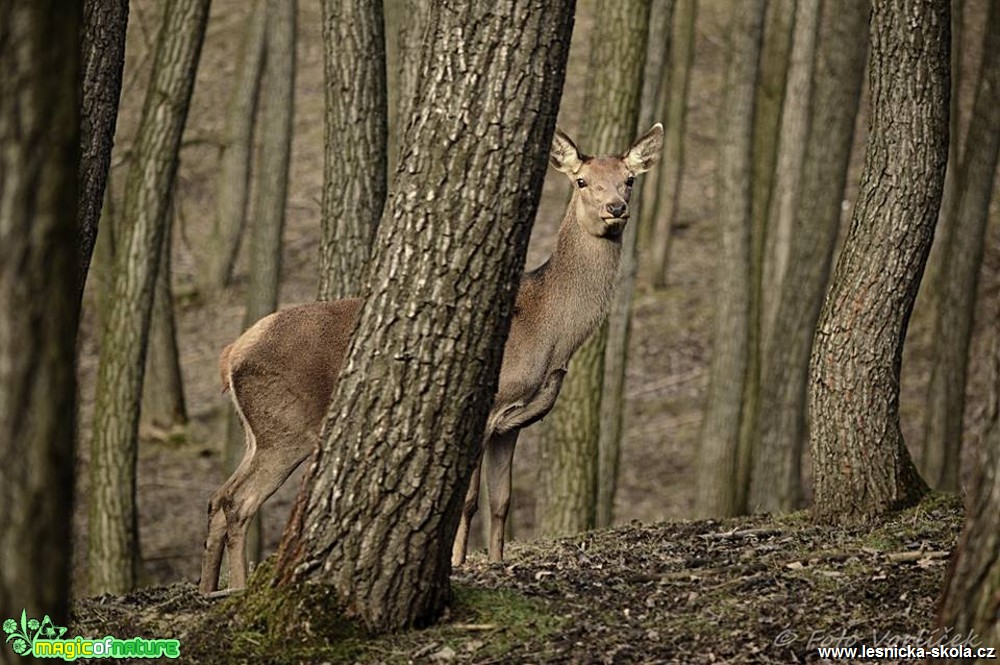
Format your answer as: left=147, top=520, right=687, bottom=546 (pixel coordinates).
left=749, top=0, right=869, bottom=513
left=316, top=0, right=387, bottom=300
left=921, top=0, right=1000, bottom=491
left=696, top=0, right=767, bottom=518
left=201, top=0, right=266, bottom=293
left=0, top=0, right=80, bottom=630
left=808, top=0, right=948, bottom=523
left=272, top=0, right=575, bottom=633
left=937, top=303, right=1000, bottom=662
left=539, top=0, right=652, bottom=537
left=88, top=0, right=210, bottom=595
left=78, top=0, right=128, bottom=303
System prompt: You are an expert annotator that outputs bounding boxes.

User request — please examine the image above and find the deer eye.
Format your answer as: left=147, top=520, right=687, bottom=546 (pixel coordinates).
left=625, top=176, right=635, bottom=187
left=576, top=178, right=587, bottom=188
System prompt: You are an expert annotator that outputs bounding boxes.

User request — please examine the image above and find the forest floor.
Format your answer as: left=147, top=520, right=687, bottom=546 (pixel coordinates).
left=70, top=493, right=965, bottom=664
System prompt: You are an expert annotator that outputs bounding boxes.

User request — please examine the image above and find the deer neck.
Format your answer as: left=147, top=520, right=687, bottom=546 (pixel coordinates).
left=538, top=198, right=623, bottom=362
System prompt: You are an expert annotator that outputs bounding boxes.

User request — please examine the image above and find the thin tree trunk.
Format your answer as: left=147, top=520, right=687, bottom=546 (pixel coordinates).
left=0, top=0, right=80, bottom=631
left=648, top=0, right=696, bottom=288
left=88, top=0, right=210, bottom=595
left=141, top=201, right=188, bottom=435
left=78, top=0, right=128, bottom=303
left=742, top=0, right=821, bottom=513
left=539, top=0, right=652, bottom=538
left=921, top=0, right=1000, bottom=491
left=597, top=0, right=676, bottom=530
left=749, top=0, right=869, bottom=513
left=200, top=0, right=266, bottom=294
left=316, top=0, right=387, bottom=300
left=808, top=0, right=947, bottom=523
left=696, top=0, right=767, bottom=518
left=937, top=303, right=1000, bottom=662
left=223, top=0, right=297, bottom=572
left=760, top=0, right=819, bottom=334
left=272, top=0, right=574, bottom=633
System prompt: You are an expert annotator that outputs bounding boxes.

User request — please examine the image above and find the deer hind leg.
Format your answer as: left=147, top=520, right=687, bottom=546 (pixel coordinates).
left=200, top=373, right=313, bottom=592
left=484, top=429, right=520, bottom=563
left=220, top=436, right=308, bottom=590
left=451, top=452, right=483, bottom=567
left=199, top=425, right=256, bottom=594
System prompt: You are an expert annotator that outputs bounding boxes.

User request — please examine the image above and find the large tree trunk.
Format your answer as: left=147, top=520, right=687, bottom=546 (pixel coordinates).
left=808, top=0, right=948, bottom=523
left=937, top=305, right=1000, bottom=662
left=920, top=0, right=1000, bottom=491
left=316, top=0, right=387, bottom=300
left=647, top=0, right=696, bottom=288
left=749, top=0, right=869, bottom=513
left=200, top=0, right=266, bottom=294
left=88, top=0, right=209, bottom=595
left=538, top=0, right=651, bottom=537
left=272, top=0, right=574, bottom=633
left=696, top=0, right=766, bottom=518
left=0, top=0, right=80, bottom=631
left=78, top=0, right=128, bottom=303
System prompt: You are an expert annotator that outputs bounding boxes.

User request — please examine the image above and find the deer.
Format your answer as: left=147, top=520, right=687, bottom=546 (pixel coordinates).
left=199, top=124, right=664, bottom=593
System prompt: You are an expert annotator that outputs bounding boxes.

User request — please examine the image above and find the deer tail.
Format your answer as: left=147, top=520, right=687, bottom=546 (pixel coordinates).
left=219, top=343, right=235, bottom=394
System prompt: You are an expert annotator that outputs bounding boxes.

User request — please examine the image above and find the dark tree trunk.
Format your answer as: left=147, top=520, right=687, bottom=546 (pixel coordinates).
left=808, top=0, right=948, bottom=523
left=539, top=0, right=652, bottom=537
left=749, top=0, right=869, bottom=513
left=937, top=305, right=1000, bottom=662
left=78, top=0, right=128, bottom=304
left=272, top=0, right=574, bottom=632
left=88, top=0, right=210, bottom=595
left=0, top=0, right=80, bottom=631
left=696, top=0, right=766, bottom=517
left=921, top=0, right=1000, bottom=491
left=316, top=0, right=387, bottom=300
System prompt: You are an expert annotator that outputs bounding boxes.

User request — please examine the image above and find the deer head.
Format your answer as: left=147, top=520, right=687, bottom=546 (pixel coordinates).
left=549, top=123, right=664, bottom=238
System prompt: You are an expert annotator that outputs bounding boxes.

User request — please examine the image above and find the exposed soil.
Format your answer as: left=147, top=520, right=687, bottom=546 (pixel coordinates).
left=71, top=494, right=965, bottom=664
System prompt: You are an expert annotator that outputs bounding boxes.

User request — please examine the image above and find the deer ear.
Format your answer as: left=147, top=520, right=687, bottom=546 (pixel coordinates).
left=623, top=123, right=664, bottom=174
left=549, top=127, right=583, bottom=174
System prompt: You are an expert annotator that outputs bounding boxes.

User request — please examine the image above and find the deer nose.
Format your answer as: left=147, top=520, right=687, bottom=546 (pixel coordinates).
left=606, top=202, right=627, bottom=218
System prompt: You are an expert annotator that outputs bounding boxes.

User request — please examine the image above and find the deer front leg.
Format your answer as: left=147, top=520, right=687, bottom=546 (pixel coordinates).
left=451, top=453, right=483, bottom=567
left=484, top=429, right=520, bottom=563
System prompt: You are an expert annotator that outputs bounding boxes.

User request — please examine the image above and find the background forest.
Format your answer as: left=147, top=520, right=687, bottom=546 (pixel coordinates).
left=2, top=0, right=999, bottom=661
left=73, top=0, right=998, bottom=588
